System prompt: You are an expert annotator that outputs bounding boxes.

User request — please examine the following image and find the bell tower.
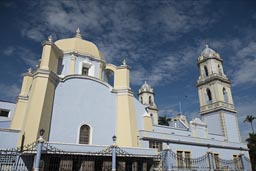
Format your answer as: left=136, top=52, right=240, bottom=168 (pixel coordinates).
left=197, top=45, right=241, bottom=142
left=138, top=81, right=158, bottom=125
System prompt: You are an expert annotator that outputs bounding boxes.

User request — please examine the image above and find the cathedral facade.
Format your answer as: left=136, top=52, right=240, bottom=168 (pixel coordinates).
left=0, top=29, right=252, bottom=170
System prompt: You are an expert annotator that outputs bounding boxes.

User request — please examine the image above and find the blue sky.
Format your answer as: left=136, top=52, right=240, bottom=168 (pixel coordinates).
left=0, top=0, right=256, bottom=142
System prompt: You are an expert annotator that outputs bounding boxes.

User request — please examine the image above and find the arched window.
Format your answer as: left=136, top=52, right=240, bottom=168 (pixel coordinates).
left=140, top=96, right=143, bottom=103
left=204, top=66, right=209, bottom=77
left=79, top=125, right=90, bottom=144
left=223, top=88, right=228, bottom=103
left=149, top=96, right=152, bottom=105
left=105, top=70, right=114, bottom=87
left=150, top=113, right=154, bottom=124
left=206, top=88, right=212, bottom=103
left=218, top=65, right=222, bottom=75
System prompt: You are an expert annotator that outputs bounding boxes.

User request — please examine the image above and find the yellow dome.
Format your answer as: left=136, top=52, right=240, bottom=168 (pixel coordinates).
left=55, top=29, right=105, bottom=61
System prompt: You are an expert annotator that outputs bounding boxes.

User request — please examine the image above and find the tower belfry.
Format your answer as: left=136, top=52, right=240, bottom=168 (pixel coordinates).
left=138, top=81, right=158, bottom=125
left=197, top=45, right=241, bottom=142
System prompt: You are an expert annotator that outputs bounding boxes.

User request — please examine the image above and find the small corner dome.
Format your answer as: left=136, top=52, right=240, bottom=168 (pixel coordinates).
left=55, top=28, right=105, bottom=61
left=139, top=81, right=153, bottom=93
left=198, top=45, right=220, bottom=61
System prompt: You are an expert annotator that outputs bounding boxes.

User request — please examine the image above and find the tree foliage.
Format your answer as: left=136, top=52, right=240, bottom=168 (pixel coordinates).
left=244, top=115, right=256, bottom=170
left=158, top=115, right=171, bottom=126
left=246, top=133, right=256, bottom=170
left=244, top=115, right=256, bottom=134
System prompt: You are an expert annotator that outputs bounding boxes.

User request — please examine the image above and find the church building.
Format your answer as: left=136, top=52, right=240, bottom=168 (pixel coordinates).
left=0, top=29, right=252, bottom=170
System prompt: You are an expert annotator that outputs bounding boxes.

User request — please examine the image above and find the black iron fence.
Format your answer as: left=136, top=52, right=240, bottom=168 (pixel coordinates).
left=0, top=141, right=252, bottom=171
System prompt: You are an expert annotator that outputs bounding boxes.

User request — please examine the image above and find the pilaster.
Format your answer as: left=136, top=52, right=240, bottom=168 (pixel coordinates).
left=11, top=71, right=33, bottom=130
left=69, top=53, right=76, bottom=74
left=12, top=37, right=63, bottom=146
left=114, top=63, right=138, bottom=147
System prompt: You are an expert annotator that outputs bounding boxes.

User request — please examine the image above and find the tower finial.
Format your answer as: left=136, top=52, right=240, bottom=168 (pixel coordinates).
left=28, top=67, right=32, bottom=73
left=75, top=27, right=82, bottom=39
left=205, top=44, right=209, bottom=48
left=122, top=58, right=127, bottom=66
left=48, top=35, right=53, bottom=43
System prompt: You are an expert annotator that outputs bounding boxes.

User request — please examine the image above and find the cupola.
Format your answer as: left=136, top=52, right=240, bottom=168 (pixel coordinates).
left=55, top=28, right=105, bottom=62
left=138, top=81, right=154, bottom=95
left=198, top=45, right=221, bottom=62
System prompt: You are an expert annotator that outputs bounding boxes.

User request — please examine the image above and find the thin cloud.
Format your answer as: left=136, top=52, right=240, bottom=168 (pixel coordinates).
left=236, top=100, right=256, bottom=142
left=232, top=59, right=256, bottom=86
left=147, top=1, right=215, bottom=39
left=232, top=41, right=256, bottom=86
left=4, top=46, right=39, bottom=67
left=0, top=84, right=20, bottom=100
left=3, top=47, right=15, bottom=56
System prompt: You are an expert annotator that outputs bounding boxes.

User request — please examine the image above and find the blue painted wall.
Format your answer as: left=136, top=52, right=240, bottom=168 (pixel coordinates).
left=0, top=129, right=20, bottom=148
left=202, top=113, right=223, bottom=135
left=0, top=101, right=15, bottom=128
left=224, top=112, right=240, bottom=142
left=134, top=99, right=147, bottom=131
left=139, top=130, right=249, bottom=159
left=49, top=77, right=116, bottom=145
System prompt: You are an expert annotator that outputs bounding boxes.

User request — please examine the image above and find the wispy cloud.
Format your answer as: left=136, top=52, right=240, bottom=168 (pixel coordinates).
left=236, top=100, right=256, bottom=142
left=0, top=84, right=20, bottom=100
left=232, top=58, right=256, bottom=86
left=4, top=46, right=39, bottom=67
left=231, top=41, right=256, bottom=86
left=147, top=1, right=215, bottom=40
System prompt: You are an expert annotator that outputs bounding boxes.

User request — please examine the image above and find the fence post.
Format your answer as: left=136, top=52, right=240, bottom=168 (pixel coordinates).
left=240, top=153, right=248, bottom=171
left=33, top=129, right=45, bottom=171
left=112, top=145, right=116, bottom=171
left=112, top=135, right=117, bottom=171
left=207, top=151, right=214, bottom=171
left=166, top=145, right=172, bottom=171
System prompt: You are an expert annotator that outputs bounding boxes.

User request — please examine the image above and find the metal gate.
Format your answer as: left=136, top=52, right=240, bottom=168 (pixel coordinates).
left=0, top=142, right=36, bottom=171
left=0, top=142, right=252, bottom=171
left=38, top=143, right=156, bottom=171
left=158, top=149, right=252, bottom=171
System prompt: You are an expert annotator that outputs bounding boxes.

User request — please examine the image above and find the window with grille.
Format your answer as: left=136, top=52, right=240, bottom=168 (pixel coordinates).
left=149, top=141, right=162, bottom=151
left=177, top=151, right=191, bottom=168
left=213, top=153, right=220, bottom=169
left=233, top=155, right=242, bottom=169
left=79, top=125, right=90, bottom=144
left=82, top=67, right=89, bottom=76
left=177, top=151, right=183, bottom=168
left=184, top=151, right=191, bottom=168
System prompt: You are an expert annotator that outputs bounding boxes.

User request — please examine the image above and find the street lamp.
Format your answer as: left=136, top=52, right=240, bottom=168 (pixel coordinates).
left=112, top=135, right=117, bottom=144
left=40, top=129, right=45, bottom=137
